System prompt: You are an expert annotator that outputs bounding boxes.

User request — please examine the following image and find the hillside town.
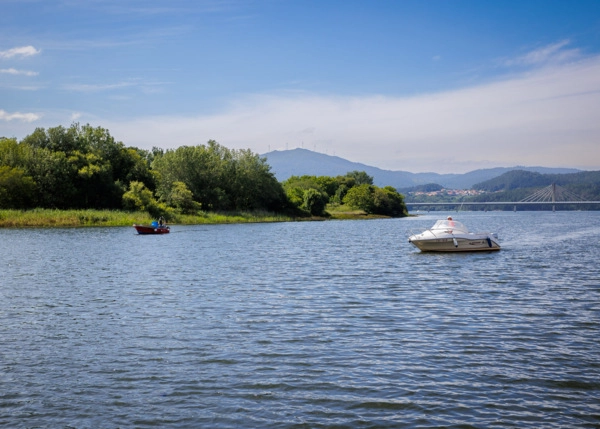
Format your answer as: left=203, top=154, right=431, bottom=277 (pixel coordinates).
left=408, top=188, right=488, bottom=197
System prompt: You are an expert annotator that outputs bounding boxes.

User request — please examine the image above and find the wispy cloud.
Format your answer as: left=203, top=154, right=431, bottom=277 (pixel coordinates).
left=0, top=45, right=41, bottom=59
left=0, top=109, right=41, bottom=122
left=62, top=81, right=136, bottom=92
left=62, top=78, right=169, bottom=94
left=59, top=0, right=240, bottom=16
left=0, top=68, right=38, bottom=76
left=504, top=40, right=581, bottom=67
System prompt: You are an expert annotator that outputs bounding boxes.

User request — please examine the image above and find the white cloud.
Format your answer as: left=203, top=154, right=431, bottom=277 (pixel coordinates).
left=0, top=45, right=41, bottom=59
left=0, top=68, right=38, bottom=76
left=106, top=50, right=600, bottom=173
left=0, top=109, right=41, bottom=122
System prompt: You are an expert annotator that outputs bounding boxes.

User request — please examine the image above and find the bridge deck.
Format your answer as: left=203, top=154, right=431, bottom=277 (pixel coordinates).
left=406, top=201, right=600, bottom=206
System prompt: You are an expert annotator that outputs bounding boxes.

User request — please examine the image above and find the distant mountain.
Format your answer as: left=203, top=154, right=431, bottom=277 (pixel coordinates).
left=262, top=148, right=581, bottom=189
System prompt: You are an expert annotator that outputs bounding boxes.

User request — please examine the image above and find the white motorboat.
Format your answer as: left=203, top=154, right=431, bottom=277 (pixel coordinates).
left=408, top=217, right=500, bottom=252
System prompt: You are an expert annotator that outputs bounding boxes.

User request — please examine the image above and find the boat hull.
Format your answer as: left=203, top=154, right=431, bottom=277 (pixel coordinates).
left=409, top=235, right=500, bottom=252
left=133, top=224, right=170, bottom=235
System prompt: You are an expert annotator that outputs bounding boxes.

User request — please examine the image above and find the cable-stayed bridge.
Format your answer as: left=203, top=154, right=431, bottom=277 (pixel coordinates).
left=405, top=184, right=600, bottom=211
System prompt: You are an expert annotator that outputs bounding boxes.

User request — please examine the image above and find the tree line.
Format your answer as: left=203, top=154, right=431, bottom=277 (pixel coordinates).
left=0, top=124, right=407, bottom=218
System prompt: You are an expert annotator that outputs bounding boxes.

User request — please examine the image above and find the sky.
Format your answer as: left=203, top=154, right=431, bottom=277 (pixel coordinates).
left=1, top=0, right=600, bottom=174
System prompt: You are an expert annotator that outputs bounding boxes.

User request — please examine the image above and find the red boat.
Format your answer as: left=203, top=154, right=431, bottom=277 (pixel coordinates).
left=133, top=224, right=170, bottom=234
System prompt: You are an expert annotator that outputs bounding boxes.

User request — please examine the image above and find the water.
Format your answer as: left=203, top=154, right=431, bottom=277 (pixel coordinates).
left=1, top=211, right=599, bottom=428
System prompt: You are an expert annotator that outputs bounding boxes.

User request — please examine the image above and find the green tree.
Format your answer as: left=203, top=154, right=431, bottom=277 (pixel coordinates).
left=346, top=170, right=373, bottom=186
left=0, top=137, right=32, bottom=168
left=282, top=175, right=335, bottom=212
left=165, top=181, right=200, bottom=214
left=153, top=141, right=287, bottom=212
left=0, top=166, right=36, bottom=208
left=21, top=125, right=84, bottom=153
left=343, top=184, right=375, bottom=213
left=302, top=188, right=329, bottom=216
left=331, top=183, right=349, bottom=205
left=122, top=180, right=161, bottom=214
left=26, top=148, right=79, bottom=208
left=67, top=150, right=115, bottom=208
left=372, top=186, right=407, bottom=216
left=15, top=124, right=155, bottom=209
left=152, top=143, right=224, bottom=210
left=343, top=184, right=407, bottom=217
left=117, top=147, right=156, bottom=189
left=227, top=148, right=287, bottom=211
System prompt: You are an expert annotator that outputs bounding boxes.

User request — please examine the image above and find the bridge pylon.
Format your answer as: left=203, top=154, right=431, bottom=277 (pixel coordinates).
left=518, top=183, right=585, bottom=211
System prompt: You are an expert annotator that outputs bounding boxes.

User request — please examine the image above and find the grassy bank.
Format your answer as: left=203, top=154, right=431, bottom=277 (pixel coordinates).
left=0, top=206, right=391, bottom=228
left=325, top=204, right=393, bottom=220
left=0, top=209, right=150, bottom=228
left=0, top=209, right=301, bottom=228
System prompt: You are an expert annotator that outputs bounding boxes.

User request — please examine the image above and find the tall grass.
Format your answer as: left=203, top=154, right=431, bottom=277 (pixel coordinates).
left=0, top=209, right=297, bottom=228
left=0, top=209, right=151, bottom=228
left=176, top=210, right=295, bottom=224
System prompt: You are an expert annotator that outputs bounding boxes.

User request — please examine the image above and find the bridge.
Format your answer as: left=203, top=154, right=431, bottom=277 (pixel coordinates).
left=405, top=183, right=600, bottom=211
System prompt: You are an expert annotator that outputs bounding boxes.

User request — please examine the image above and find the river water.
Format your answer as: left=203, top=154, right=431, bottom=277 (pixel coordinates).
left=1, top=211, right=599, bottom=428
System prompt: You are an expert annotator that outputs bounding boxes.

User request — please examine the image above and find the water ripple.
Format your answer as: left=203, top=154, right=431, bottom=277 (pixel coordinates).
left=1, top=212, right=599, bottom=428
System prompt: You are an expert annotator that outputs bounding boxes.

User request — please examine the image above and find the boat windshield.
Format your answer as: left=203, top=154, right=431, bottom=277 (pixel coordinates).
left=431, top=219, right=469, bottom=233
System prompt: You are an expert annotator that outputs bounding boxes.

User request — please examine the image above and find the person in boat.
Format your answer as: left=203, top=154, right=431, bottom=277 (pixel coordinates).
left=158, top=216, right=165, bottom=227
left=447, top=216, right=455, bottom=227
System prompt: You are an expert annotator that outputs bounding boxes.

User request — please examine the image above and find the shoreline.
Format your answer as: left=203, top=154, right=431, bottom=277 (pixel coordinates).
left=0, top=208, right=394, bottom=228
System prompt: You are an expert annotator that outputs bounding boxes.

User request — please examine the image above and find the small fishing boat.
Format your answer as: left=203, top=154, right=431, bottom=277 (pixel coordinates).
left=133, top=222, right=170, bottom=235
left=408, top=217, right=500, bottom=252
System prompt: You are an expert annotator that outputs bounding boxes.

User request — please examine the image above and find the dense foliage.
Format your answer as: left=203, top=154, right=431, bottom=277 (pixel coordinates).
left=1, top=125, right=407, bottom=218
left=283, top=171, right=407, bottom=217
left=1, top=124, right=155, bottom=210
left=151, top=141, right=289, bottom=213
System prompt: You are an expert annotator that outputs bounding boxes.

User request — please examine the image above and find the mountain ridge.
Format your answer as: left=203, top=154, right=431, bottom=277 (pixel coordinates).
left=262, top=148, right=581, bottom=189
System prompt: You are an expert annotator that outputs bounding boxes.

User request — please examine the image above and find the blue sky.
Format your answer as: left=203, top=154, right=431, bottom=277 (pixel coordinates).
left=1, top=0, right=600, bottom=173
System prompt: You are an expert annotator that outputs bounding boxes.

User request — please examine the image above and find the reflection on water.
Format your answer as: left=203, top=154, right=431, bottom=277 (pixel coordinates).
left=1, top=211, right=599, bottom=428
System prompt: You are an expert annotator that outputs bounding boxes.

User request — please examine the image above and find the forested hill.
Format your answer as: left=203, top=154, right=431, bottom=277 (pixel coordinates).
left=471, top=169, right=600, bottom=202
left=473, top=170, right=600, bottom=191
